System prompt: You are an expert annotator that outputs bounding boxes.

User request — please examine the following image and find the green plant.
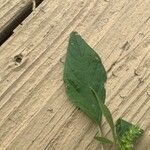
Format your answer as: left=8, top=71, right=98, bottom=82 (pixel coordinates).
left=63, top=32, right=143, bottom=149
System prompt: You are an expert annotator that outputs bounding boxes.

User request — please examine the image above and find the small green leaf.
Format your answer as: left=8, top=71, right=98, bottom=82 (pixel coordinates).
left=64, top=32, right=107, bottom=124
left=115, top=118, right=143, bottom=139
left=116, top=118, right=133, bottom=139
left=91, top=88, right=116, bottom=143
left=102, top=105, right=115, bottom=137
left=95, top=136, right=113, bottom=144
left=115, top=118, right=144, bottom=150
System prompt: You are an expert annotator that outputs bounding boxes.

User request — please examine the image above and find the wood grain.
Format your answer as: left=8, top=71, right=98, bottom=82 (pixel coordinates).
left=0, top=0, right=150, bottom=149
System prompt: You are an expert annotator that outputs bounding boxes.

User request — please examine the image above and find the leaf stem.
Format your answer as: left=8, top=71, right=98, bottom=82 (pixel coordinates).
left=98, top=125, right=105, bottom=150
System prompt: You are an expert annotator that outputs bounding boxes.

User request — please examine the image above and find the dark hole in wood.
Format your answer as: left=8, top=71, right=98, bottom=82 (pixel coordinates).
left=14, top=54, right=23, bottom=63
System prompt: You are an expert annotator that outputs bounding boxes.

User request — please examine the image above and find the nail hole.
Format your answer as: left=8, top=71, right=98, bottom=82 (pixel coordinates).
left=47, top=108, right=53, bottom=113
left=14, top=54, right=23, bottom=64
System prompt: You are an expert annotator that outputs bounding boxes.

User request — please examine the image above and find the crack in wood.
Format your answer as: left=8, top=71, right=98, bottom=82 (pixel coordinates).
left=0, top=0, right=44, bottom=46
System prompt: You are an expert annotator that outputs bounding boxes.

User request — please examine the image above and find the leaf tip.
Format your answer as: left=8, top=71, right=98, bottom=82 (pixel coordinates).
left=70, top=31, right=79, bottom=37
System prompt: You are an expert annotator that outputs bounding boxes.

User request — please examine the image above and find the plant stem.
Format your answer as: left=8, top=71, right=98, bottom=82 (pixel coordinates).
left=98, top=124, right=105, bottom=150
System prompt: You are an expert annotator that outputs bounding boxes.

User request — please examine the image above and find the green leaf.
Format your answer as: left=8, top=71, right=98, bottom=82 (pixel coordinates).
left=95, top=136, right=113, bottom=145
left=116, top=118, right=133, bottom=139
left=91, top=88, right=116, bottom=143
left=64, top=31, right=107, bottom=124
left=115, top=118, right=144, bottom=150
left=116, top=118, right=143, bottom=139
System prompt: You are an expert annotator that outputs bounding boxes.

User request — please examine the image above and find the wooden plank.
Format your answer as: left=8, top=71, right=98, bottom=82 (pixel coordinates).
left=0, top=0, right=150, bottom=149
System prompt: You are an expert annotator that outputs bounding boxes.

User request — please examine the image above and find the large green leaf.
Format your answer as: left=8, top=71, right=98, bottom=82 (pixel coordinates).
left=64, top=32, right=107, bottom=124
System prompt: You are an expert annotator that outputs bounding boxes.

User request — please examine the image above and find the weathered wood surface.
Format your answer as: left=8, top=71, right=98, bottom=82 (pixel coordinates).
left=0, top=0, right=150, bottom=149
left=0, top=0, right=34, bottom=42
